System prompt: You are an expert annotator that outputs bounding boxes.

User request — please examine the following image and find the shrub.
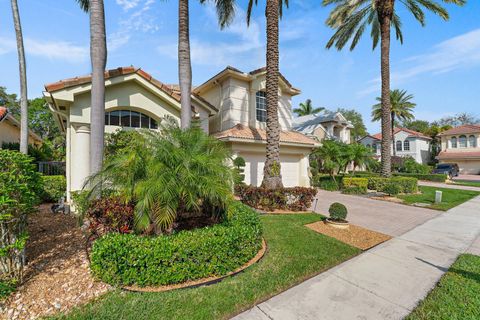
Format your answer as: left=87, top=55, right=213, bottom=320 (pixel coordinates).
left=90, top=202, right=262, bottom=286
left=393, top=173, right=447, bottom=182
left=235, top=185, right=317, bottom=211
left=233, top=156, right=246, bottom=186
left=71, top=190, right=91, bottom=218
left=312, top=174, right=343, bottom=191
left=383, top=183, right=401, bottom=196
left=366, top=176, right=417, bottom=194
left=400, top=157, right=431, bottom=174
left=86, top=197, right=135, bottom=235
left=329, top=202, right=348, bottom=221
left=342, top=177, right=368, bottom=193
left=40, top=175, right=66, bottom=202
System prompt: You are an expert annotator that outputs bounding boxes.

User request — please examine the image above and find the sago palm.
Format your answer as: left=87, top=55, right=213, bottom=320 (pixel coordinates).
left=372, top=89, right=415, bottom=156
left=323, top=0, right=465, bottom=176
left=247, top=0, right=289, bottom=189
left=293, top=99, right=325, bottom=116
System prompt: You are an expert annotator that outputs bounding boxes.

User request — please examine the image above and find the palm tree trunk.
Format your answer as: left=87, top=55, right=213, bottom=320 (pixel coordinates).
left=261, top=0, right=283, bottom=189
left=378, top=3, right=393, bottom=177
left=392, top=112, right=396, bottom=157
left=89, top=0, right=107, bottom=176
left=11, top=0, right=28, bottom=155
left=178, top=0, right=192, bottom=129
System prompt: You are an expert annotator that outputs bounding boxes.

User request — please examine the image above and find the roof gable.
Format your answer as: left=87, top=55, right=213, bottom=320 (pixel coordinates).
left=371, top=127, right=431, bottom=140
left=438, top=124, right=480, bottom=136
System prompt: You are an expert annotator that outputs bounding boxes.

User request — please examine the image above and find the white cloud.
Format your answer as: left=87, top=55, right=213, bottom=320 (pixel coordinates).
left=358, top=29, right=480, bottom=96
left=0, top=38, right=15, bottom=55
left=116, top=0, right=141, bottom=11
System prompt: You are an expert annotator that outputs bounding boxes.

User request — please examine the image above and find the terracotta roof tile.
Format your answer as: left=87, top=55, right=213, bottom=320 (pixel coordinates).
left=437, top=151, right=480, bottom=160
left=213, top=124, right=317, bottom=146
left=372, top=127, right=431, bottom=140
left=438, top=124, right=480, bottom=136
left=0, top=106, right=7, bottom=121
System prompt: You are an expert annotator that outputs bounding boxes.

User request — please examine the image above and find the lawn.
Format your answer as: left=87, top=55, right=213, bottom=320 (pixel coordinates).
left=407, top=254, right=480, bottom=320
left=54, top=214, right=360, bottom=320
left=398, top=186, right=480, bottom=211
left=450, top=180, right=480, bottom=188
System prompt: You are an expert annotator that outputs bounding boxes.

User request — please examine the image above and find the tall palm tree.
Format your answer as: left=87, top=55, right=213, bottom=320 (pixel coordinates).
left=77, top=0, right=107, bottom=176
left=372, top=89, right=415, bottom=156
left=323, top=0, right=465, bottom=176
left=247, top=0, right=288, bottom=189
left=293, top=99, right=325, bottom=116
left=10, top=0, right=28, bottom=154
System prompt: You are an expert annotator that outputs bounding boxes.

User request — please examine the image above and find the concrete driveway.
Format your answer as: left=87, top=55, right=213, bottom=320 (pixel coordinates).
left=311, top=190, right=438, bottom=237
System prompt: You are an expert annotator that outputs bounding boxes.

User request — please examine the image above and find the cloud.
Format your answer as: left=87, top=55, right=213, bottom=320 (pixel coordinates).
left=116, top=0, right=141, bottom=11
left=358, top=29, right=480, bottom=96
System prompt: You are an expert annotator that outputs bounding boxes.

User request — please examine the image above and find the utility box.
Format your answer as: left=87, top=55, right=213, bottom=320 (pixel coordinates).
left=435, top=190, right=443, bottom=204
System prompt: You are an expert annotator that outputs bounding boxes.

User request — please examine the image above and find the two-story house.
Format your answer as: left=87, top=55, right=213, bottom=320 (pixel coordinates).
left=44, top=66, right=318, bottom=200
left=437, top=124, right=480, bottom=174
left=291, top=112, right=354, bottom=144
left=359, top=127, right=432, bottom=164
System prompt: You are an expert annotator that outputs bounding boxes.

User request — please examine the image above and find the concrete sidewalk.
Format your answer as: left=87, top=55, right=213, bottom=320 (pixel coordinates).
left=419, top=180, right=480, bottom=191
left=233, top=196, right=480, bottom=320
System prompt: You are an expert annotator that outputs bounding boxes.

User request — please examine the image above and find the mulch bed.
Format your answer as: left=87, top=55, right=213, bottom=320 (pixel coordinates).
left=1, top=204, right=110, bottom=320
left=306, top=221, right=391, bottom=250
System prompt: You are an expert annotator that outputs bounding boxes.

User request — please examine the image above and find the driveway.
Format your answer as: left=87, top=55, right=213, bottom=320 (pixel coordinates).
left=311, top=190, right=438, bottom=237
left=453, top=174, right=480, bottom=182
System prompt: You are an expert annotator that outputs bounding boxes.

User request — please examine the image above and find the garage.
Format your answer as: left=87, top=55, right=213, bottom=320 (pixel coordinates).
left=455, top=160, right=480, bottom=175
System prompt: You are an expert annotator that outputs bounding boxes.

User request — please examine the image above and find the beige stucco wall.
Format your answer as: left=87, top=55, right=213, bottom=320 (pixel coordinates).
left=0, top=119, right=41, bottom=147
left=441, top=133, right=480, bottom=151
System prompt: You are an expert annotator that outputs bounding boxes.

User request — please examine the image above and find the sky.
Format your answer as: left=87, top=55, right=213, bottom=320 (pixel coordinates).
left=0, top=0, right=479, bottom=134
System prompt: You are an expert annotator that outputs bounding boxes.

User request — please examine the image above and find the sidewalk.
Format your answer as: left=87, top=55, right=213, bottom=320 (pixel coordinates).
left=233, top=195, right=480, bottom=320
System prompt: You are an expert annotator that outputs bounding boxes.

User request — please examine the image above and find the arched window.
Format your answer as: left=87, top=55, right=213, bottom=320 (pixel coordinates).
left=451, top=137, right=457, bottom=148
left=372, top=143, right=377, bottom=152
left=396, top=140, right=402, bottom=151
left=459, top=135, right=467, bottom=148
left=105, top=110, right=158, bottom=129
left=469, top=135, right=476, bottom=148
left=404, top=140, right=410, bottom=151
left=256, top=91, right=266, bottom=122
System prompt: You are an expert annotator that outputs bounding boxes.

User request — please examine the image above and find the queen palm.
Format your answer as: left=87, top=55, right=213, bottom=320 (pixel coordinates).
left=10, top=0, right=28, bottom=154
left=293, top=99, right=325, bottom=116
left=247, top=0, right=288, bottom=189
left=323, top=0, right=465, bottom=176
left=77, top=0, right=107, bottom=176
left=372, top=89, right=415, bottom=156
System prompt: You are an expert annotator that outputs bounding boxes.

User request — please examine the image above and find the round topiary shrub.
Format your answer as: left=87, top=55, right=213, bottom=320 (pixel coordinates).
left=329, top=202, right=348, bottom=221
left=90, top=202, right=263, bottom=287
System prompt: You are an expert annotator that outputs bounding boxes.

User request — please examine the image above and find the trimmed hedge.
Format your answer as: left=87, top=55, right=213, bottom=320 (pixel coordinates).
left=393, top=173, right=447, bottom=182
left=41, top=175, right=66, bottom=202
left=342, top=177, right=368, bottom=194
left=367, top=177, right=418, bottom=194
left=235, top=185, right=317, bottom=211
left=90, top=202, right=263, bottom=286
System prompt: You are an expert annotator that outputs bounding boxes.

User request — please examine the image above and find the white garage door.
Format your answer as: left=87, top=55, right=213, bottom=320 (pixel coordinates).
left=457, top=161, right=480, bottom=175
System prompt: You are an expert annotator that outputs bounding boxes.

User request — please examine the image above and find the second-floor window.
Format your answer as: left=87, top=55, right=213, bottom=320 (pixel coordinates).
left=451, top=137, right=457, bottom=148
left=469, top=135, right=477, bottom=148
left=372, top=143, right=377, bottom=152
left=396, top=141, right=402, bottom=151
left=105, top=110, right=158, bottom=129
left=256, top=91, right=266, bottom=122
left=404, top=140, right=410, bottom=151
left=459, top=135, right=467, bottom=148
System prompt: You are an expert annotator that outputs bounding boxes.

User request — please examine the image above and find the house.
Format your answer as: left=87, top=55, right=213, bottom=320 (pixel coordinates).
left=358, top=127, right=432, bottom=164
left=0, top=106, right=42, bottom=148
left=436, top=124, right=480, bottom=174
left=292, top=112, right=354, bottom=144
left=43, top=66, right=318, bottom=200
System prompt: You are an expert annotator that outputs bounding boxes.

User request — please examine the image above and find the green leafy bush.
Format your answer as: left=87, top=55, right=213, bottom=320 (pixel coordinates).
left=393, top=173, right=447, bottom=182
left=342, top=177, right=368, bottom=193
left=397, top=157, right=431, bottom=174
left=233, top=156, right=246, bottom=186
left=312, top=174, right=343, bottom=191
left=71, top=190, right=91, bottom=218
left=235, top=185, right=317, bottom=211
left=40, top=175, right=66, bottom=202
left=90, top=202, right=262, bottom=286
left=329, top=202, right=348, bottom=221
left=366, top=176, right=417, bottom=194
left=383, top=183, right=401, bottom=196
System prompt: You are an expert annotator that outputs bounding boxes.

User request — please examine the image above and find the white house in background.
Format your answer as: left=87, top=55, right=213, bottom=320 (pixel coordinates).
left=44, top=66, right=318, bottom=200
left=292, top=112, right=354, bottom=144
left=0, top=106, right=42, bottom=148
left=437, top=124, right=480, bottom=174
left=358, top=127, right=432, bottom=164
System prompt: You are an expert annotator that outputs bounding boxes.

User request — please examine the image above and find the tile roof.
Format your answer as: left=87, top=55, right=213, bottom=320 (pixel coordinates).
left=214, top=124, right=317, bottom=146
left=371, top=127, right=431, bottom=140
left=438, top=124, right=480, bottom=136
left=437, top=151, right=480, bottom=160
left=0, top=106, right=7, bottom=121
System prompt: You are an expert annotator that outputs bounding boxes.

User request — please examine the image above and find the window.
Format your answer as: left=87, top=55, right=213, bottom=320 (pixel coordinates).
left=366, top=144, right=371, bottom=149
left=372, top=143, right=377, bottom=152
left=404, top=140, right=410, bottom=151
left=105, top=110, right=158, bottom=129
left=451, top=137, right=457, bottom=148
left=396, top=140, right=402, bottom=151
left=256, top=91, right=266, bottom=122
left=459, top=135, right=467, bottom=148
left=469, top=135, right=476, bottom=148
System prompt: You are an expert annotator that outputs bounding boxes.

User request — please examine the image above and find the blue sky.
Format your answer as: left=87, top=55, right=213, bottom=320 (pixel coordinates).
left=0, top=0, right=479, bottom=133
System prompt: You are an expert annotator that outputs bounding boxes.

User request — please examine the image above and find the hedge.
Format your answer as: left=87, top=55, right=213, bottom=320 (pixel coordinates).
left=41, top=175, right=66, bottom=202
left=90, top=202, right=262, bottom=286
left=342, top=177, right=368, bottom=194
left=393, top=173, right=447, bottom=182
left=367, top=177, right=418, bottom=194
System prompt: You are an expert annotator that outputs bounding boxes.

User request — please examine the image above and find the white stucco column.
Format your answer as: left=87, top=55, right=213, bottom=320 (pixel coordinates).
left=66, top=118, right=72, bottom=202
left=70, top=124, right=91, bottom=193
left=299, top=154, right=311, bottom=187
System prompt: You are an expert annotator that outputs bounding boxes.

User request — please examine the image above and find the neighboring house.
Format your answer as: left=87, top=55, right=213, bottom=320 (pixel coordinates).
left=358, top=127, right=432, bottom=164
left=0, top=106, right=42, bottom=148
left=437, top=124, right=480, bottom=174
left=44, top=66, right=318, bottom=200
left=292, top=112, right=354, bottom=144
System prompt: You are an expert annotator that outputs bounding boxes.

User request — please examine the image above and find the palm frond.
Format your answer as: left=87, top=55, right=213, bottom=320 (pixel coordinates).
left=76, top=0, right=89, bottom=12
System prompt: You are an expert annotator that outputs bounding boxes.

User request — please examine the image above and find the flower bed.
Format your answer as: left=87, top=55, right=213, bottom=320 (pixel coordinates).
left=90, top=202, right=262, bottom=287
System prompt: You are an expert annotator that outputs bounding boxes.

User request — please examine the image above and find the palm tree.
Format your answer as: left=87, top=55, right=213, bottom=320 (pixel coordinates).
left=247, top=0, right=289, bottom=189
left=293, top=99, right=325, bottom=116
left=323, top=0, right=465, bottom=176
left=349, top=143, right=373, bottom=174
left=372, top=89, right=415, bottom=156
left=10, top=0, right=28, bottom=154
left=77, top=0, right=107, bottom=176
left=178, top=0, right=235, bottom=129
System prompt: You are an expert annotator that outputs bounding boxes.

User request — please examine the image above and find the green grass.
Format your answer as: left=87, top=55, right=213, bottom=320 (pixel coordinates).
left=407, top=254, right=480, bottom=320
left=397, top=186, right=480, bottom=211
left=450, top=180, right=480, bottom=188
left=54, top=214, right=360, bottom=320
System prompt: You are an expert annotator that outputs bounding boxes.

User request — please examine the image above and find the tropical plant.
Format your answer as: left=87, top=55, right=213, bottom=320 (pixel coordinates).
left=247, top=0, right=289, bottom=189
left=77, top=0, right=107, bottom=176
left=10, top=0, right=28, bottom=154
left=312, top=140, right=343, bottom=184
left=293, top=99, right=324, bottom=116
left=349, top=143, right=373, bottom=174
left=323, top=0, right=465, bottom=177
left=329, top=202, right=348, bottom=221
